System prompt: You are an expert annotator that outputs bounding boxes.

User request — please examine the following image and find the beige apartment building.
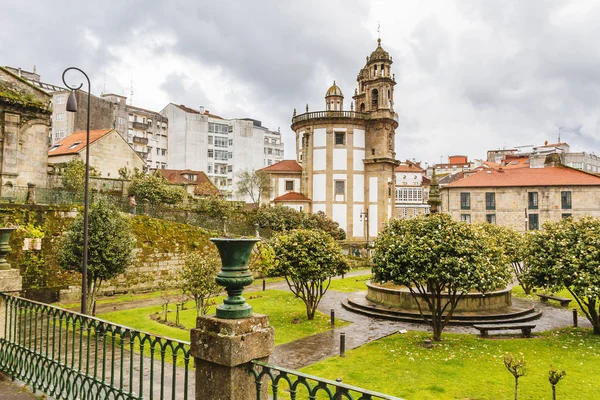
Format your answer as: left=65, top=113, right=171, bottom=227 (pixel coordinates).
left=262, top=39, right=399, bottom=241
left=441, top=165, right=600, bottom=232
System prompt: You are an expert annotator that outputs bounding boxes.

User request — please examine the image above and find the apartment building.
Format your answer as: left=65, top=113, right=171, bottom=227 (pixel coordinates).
left=160, top=104, right=284, bottom=199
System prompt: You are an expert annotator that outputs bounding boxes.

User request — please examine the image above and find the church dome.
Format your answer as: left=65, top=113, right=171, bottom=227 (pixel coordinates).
left=368, top=38, right=390, bottom=63
left=325, top=81, right=343, bottom=97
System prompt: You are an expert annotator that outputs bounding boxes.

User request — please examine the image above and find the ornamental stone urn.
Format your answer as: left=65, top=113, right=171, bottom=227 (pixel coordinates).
left=210, top=238, right=260, bottom=319
left=0, top=227, right=16, bottom=270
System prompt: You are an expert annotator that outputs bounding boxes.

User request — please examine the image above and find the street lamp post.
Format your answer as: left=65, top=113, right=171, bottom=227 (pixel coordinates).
left=360, top=209, right=369, bottom=256
left=62, top=67, right=91, bottom=315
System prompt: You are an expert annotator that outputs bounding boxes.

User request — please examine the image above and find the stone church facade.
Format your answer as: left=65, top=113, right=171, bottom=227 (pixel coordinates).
left=0, top=67, right=51, bottom=196
left=263, top=39, right=399, bottom=241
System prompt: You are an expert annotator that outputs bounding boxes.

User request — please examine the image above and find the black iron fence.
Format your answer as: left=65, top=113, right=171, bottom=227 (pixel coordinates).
left=0, top=293, right=193, bottom=399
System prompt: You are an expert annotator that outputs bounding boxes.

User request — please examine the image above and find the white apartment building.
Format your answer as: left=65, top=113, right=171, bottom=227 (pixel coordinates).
left=160, top=104, right=284, bottom=200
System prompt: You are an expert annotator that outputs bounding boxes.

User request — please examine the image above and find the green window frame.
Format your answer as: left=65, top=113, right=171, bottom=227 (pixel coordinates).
left=485, top=192, right=496, bottom=210
left=460, top=192, right=470, bottom=210
left=561, top=191, right=572, bottom=209
left=528, top=192, right=538, bottom=210
left=528, top=213, right=539, bottom=230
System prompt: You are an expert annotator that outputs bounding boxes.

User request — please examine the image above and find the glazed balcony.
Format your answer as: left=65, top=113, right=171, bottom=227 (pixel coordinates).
left=133, top=136, right=149, bottom=144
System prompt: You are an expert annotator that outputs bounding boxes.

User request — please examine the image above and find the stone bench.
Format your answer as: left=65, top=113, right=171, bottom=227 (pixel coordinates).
left=473, top=323, right=536, bottom=338
left=537, top=294, right=571, bottom=307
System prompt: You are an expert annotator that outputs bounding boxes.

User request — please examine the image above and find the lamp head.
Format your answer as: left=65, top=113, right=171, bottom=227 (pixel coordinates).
left=66, top=90, right=78, bottom=112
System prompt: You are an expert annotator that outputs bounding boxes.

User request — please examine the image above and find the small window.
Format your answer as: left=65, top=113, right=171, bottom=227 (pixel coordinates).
left=561, top=191, right=572, bottom=209
left=529, top=214, right=539, bottom=230
left=208, top=149, right=214, bottom=158
left=335, top=132, right=345, bottom=145
left=285, top=180, right=294, bottom=191
left=460, top=214, right=471, bottom=223
left=208, top=136, right=213, bottom=144
left=371, top=148, right=375, bottom=155
left=49, top=145, right=60, bottom=152
left=460, top=193, right=470, bottom=210
left=561, top=213, right=572, bottom=219
left=486, top=214, right=496, bottom=224
left=227, top=165, right=232, bottom=172
left=68, top=141, right=81, bottom=149
left=528, top=192, right=538, bottom=209
left=485, top=192, right=496, bottom=210
left=335, top=180, right=345, bottom=196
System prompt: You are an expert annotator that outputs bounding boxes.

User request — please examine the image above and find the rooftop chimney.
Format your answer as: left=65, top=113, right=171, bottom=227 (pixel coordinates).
left=199, top=106, right=205, bottom=114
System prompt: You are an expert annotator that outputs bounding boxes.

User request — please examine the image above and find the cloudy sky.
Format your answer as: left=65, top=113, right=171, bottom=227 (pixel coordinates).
left=3, top=0, right=600, bottom=166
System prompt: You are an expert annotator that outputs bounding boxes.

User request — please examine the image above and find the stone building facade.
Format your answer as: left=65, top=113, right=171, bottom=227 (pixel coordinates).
left=0, top=67, right=51, bottom=195
left=271, top=39, right=399, bottom=241
left=441, top=165, right=600, bottom=232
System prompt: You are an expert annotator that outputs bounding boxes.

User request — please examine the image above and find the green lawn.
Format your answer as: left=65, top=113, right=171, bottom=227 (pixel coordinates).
left=98, top=289, right=348, bottom=345
left=512, top=285, right=585, bottom=315
left=301, top=328, right=600, bottom=400
left=328, top=274, right=371, bottom=292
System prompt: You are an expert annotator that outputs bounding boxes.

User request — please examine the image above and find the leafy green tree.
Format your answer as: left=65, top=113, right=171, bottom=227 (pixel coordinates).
left=526, top=217, right=600, bottom=334
left=180, top=246, right=222, bottom=316
left=59, top=202, right=135, bottom=314
left=249, top=240, right=277, bottom=278
left=477, top=224, right=535, bottom=294
left=272, top=229, right=349, bottom=320
left=373, top=214, right=511, bottom=341
left=128, top=171, right=186, bottom=205
left=250, top=205, right=345, bottom=240
left=61, top=159, right=98, bottom=194
left=235, top=169, right=271, bottom=204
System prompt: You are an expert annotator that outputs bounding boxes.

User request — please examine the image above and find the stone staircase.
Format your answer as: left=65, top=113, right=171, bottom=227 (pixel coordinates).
left=342, top=294, right=543, bottom=326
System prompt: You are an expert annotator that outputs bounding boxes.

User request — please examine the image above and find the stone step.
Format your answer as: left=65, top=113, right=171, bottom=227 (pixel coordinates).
left=342, top=298, right=543, bottom=326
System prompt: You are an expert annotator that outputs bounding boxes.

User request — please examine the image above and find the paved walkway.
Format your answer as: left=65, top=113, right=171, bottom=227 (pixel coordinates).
left=0, top=373, right=39, bottom=399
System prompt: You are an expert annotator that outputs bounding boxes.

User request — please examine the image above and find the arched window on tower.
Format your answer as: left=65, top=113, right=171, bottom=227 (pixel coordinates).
left=388, top=89, right=392, bottom=108
left=360, top=103, right=365, bottom=112
left=336, top=100, right=340, bottom=111
left=371, top=89, right=379, bottom=109
left=381, top=64, right=385, bottom=76
left=373, top=65, right=377, bottom=77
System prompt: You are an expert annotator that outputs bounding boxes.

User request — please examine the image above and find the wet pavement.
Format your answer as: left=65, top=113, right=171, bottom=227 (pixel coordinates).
left=271, top=286, right=591, bottom=369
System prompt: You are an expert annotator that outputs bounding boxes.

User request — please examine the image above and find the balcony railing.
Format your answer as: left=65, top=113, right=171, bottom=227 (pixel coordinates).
left=133, top=136, right=149, bottom=144
left=136, top=151, right=149, bottom=160
left=132, top=121, right=149, bottom=130
left=292, top=110, right=370, bottom=124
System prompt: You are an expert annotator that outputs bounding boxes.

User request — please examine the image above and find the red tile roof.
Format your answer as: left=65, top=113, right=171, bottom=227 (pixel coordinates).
left=260, top=160, right=302, bottom=173
left=446, top=166, right=600, bottom=188
left=273, top=192, right=311, bottom=202
left=158, top=169, right=220, bottom=196
left=395, top=163, right=424, bottom=173
left=48, top=129, right=112, bottom=155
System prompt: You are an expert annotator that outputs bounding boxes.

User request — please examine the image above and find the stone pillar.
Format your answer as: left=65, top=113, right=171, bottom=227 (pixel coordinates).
left=26, top=183, right=36, bottom=204
left=190, top=314, right=274, bottom=400
left=0, top=269, right=22, bottom=341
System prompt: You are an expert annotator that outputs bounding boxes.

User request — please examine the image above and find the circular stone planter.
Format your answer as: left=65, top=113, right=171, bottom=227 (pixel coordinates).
left=366, top=281, right=512, bottom=312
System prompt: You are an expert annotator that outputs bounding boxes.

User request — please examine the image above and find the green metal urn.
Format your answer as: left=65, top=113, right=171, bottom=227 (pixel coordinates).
left=0, top=227, right=16, bottom=270
left=211, top=238, right=260, bottom=319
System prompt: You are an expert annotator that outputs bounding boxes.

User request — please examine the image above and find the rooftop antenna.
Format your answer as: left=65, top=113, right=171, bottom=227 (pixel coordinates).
left=129, top=73, right=134, bottom=106
left=558, top=126, right=563, bottom=143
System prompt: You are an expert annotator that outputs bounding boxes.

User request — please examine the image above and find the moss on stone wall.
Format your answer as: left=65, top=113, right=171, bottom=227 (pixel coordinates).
left=0, top=87, right=52, bottom=114
left=0, top=205, right=217, bottom=295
